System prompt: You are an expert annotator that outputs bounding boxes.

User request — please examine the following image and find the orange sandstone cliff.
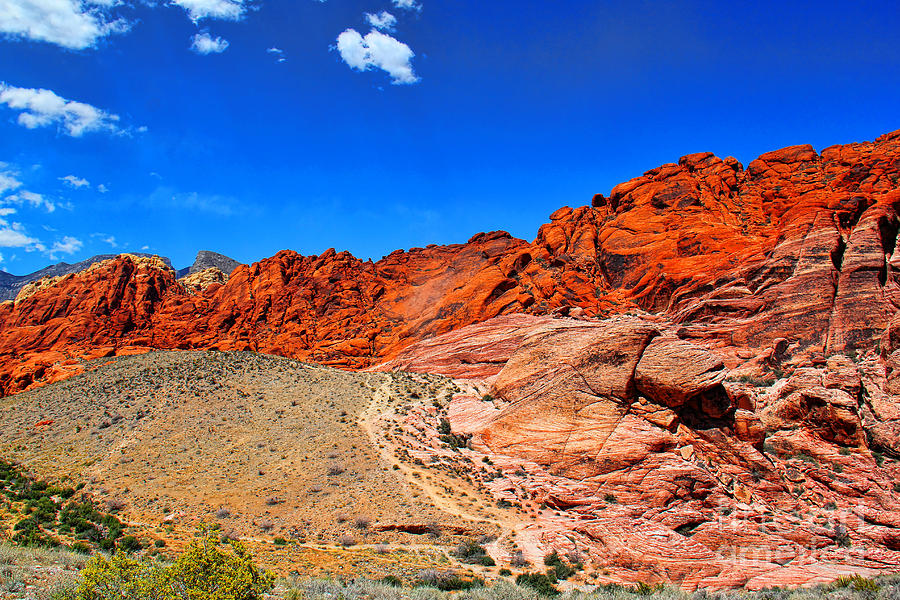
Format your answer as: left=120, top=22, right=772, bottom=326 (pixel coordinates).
left=0, top=129, right=899, bottom=396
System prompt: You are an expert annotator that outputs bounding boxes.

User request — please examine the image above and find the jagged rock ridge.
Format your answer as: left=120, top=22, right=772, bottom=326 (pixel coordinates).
left=0, top=130, right=897, bottom=396
left=0, top=253, right=172, bottom=302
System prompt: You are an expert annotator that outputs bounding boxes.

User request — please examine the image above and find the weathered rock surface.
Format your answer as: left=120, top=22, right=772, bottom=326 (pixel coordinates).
left=407, top=314, right=900, bottom=588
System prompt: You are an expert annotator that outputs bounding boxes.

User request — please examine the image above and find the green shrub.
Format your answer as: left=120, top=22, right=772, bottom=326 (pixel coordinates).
left=542, top=551, right=576, bottom=579
left=832, top=574, right=879, bottom=592
left=117, top=536, right=142, bottom=553
left=516, top=572, right=559, bottom=597
left=272, top=537, right=287, bottom=546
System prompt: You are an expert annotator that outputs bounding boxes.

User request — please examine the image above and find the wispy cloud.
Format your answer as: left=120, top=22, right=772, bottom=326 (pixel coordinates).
left=59, top=174, right=90, bottom=188
left=147, top=186, right=243, bottom=216
left=6, top=190, right=57, bottom=213
left=267, top=46, right=286, bottom=62
left=91, top=232, right=118, bottom=247
left=0, top=219, right=41, bottom=250
left=190, top=31, right=229, bottom=54
left=365, top=11, right=396, bottom=32
left=0, top=82, right=131, bottom=137
left=48, top=235, right=83, bottom=259
left=0, top=167, right=22, bottom=195
left=336, top=29, right=418, bottom=85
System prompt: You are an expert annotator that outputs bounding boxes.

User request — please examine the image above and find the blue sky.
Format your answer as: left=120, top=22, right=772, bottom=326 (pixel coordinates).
left=0, top=0, right=898, bottom=274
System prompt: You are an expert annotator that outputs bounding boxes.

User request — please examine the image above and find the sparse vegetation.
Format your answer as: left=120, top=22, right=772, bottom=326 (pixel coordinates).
left=0, top=458, right=130, bottom=553
left=452, top=538, right=494, bottom=566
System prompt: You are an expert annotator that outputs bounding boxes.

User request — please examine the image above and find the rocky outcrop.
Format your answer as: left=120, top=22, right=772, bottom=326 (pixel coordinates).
left=398, top=313, right=900, bottom=588
left=178, top=267, right=228, bottom=294
left=0, top=130, right=898, bottom=397
left=0, top=252, right=172, bottom=302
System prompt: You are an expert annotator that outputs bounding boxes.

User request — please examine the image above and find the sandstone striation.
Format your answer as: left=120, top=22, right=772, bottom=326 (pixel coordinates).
left=387, top=313, right=900, bottom=588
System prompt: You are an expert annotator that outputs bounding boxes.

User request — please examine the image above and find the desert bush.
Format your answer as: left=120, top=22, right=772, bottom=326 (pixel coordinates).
left=510, top=550, right=530, bottom=568
left=832, top=574, right=880, bottom=592
left=338, top=534, right=356, bottom=547
left=353, top=515, right=371, bottom=530
left=454, top=538, right=492, bottom=565
left=416, top=569, right=483, bottom=591
left=105, top=498, right=126, bottom=512
left=73, top=533, right=273, bottom=600
left=543, top=551, right=577, bottom=580
left=257, top=521, right=274, bottom=533
left=516, top=572, right=559, bottom=597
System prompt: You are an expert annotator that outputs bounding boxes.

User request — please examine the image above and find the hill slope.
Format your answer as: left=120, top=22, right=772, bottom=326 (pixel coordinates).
left=0, top=351, right=471, bottom=544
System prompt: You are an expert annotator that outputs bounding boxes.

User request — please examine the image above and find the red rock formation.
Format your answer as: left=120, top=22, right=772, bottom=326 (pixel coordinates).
left=0, top=130, right=898, bottom=397
left=391, top=313, right=900, bottom=587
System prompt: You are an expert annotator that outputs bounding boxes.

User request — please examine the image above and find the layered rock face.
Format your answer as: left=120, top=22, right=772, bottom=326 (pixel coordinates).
left=389, top=314, right=900, bottom=587
left=0, top=130, right=898, bottom=398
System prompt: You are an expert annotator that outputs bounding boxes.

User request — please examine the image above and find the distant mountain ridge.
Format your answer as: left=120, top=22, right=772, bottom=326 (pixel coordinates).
left=0, top=250, right=240, bottom=301
left=175, top=251, right=242, bottom=279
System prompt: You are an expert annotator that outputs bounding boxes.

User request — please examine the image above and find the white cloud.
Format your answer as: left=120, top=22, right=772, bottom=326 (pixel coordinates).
left=336, top=29, right=418, bottom=85
left=0, top=0, right=130, bottom=50
left=6, top=190, right=56, bottom=212
left=0, top=220, right=41, bottom=249
left=0, top=169, right=22, bottom=195
left=171, top=0, right=246, bottom=22
left=391, top=0, right=421, bottom=11
left=91, top=232, right=117, bottom=247
left=365, top=11, right=396, bottom=31
left=190, top=32, right=229, bottom=54
left=0, top=82, right=125, bottom=136
left=60, top=174, right=90, bottom=188
left=48, top=235, right=82, bottom=258
left=0, top=208, right=16, bottom=216
left=97, top=183, right=108, bottom=193
left=266, top=46, right=286, bottom=62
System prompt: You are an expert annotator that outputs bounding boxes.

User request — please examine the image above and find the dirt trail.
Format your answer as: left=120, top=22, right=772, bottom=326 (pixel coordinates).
left=359, top=375, right=543, bottom=563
